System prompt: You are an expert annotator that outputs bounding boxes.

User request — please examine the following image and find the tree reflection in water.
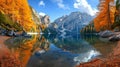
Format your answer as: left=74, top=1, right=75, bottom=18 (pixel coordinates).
left=4, top=34, right=117, bottom=67
left=5, top=35, right=50, bottom=67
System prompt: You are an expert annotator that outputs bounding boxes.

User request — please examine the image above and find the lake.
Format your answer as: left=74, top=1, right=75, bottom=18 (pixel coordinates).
left=4, top=34, right=117, bottom=67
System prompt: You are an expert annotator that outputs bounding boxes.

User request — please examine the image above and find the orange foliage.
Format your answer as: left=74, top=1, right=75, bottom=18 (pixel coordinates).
left=7, top=36, right=50, bottom=67
left=11, top=36, right=37, bottom=67
left=94, top=0, right=116, bottom=31
left=0, top=0, right=36, bottom=32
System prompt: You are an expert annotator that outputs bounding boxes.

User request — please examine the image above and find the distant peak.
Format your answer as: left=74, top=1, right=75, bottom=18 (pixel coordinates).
left=70, top=11, right=81, bottom=14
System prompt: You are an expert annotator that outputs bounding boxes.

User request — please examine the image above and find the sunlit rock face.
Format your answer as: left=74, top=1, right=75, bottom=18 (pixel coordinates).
left=40, top=15, right=50, bottom=27
left=30, top=7, right=51, bottom=32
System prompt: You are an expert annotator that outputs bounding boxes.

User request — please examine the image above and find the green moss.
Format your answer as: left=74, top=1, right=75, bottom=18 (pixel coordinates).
left=0, top=11, right=23, bottom=31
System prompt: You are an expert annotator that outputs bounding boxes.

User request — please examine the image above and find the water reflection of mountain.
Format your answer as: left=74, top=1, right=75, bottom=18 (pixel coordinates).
left=44, top=34, right=117, bottom=58
left=27, top=34, right=101, bottom=67
left=27, top=42, right=99, bottom=67
left=81, top=34, right=117, bottom=57
left=4, top=34, right=117, bottom=67
left=45, top=34, right=97, bottom=54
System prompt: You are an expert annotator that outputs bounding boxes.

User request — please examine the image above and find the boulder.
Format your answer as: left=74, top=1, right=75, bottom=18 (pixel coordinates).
left=6, top=30, right=15, bottom=36
left=13, top=31, right=23, bottom=37
left=21, top=31, right=31, bottom=38
left=0, top=29, right=7, bottom=35
left=0, top=29, right=31, bottom=38
left=109, top=34, right=120, bottom=41
left=99, top=30, right=114, bottom=38
left=21, top=31, right=27, bottom=36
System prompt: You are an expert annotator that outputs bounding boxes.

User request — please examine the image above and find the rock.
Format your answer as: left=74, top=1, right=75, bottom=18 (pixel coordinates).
left=6, top=30, right=14, bottom=36
left=40, top=15, right=50, bottom=27
left=0, top=28, right=31, bottom=38
left=109, top=34, right=120, bottom=41
left=23, top=34, right=32, bottom=38
left=13, top=33, right=20, bottom=37
left=21, top=31, right=31, bottom=38
left=21, top=31, right=27, bottom=36
left=99, top=30, right=114, bottom=38
left=0, top=29, right=7, bottom=35
left=13, top=31, right=23, bottom=37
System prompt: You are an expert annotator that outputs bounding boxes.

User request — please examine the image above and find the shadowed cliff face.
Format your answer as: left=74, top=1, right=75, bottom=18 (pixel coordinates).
left=0, top=0, right=37, bottom=32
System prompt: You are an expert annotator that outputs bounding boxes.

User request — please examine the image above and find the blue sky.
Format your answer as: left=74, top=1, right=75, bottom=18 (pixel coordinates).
left=28, top=0, right=99, bottom=22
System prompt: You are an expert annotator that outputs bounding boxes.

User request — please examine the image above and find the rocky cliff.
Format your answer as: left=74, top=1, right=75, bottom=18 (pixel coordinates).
left=30, top=7, right=50, bottom=32
left=40, top=15, right=50, bottom=27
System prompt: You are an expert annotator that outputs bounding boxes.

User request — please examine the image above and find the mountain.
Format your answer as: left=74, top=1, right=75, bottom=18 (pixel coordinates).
left=31, top=7, right=50, bottom=27
left=40, top=15, right=50, bottom=28
left=48, top=12, right=94, bottom=34
left=30, top=7, right=50, bottom=31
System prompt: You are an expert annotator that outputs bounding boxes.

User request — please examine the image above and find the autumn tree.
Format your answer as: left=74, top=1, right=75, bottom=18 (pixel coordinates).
left=0, top=0, right=37, bottom=32
left=94, top=0, right=116, bottom=32
left=112, top=0, right=120, bottom=30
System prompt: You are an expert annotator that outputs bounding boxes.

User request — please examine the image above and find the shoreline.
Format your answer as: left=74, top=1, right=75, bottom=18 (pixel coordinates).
left=0, top=36, right=22, bottom=67
left=0, top=35, right=120, bottom=67
left=0, top=36, right=10, bottom=57
left=77, top=41, right=120, bottom=67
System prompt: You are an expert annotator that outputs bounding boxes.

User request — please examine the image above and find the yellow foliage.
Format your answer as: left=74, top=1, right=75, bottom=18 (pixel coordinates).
left=0, top=0, right=37, bottom=32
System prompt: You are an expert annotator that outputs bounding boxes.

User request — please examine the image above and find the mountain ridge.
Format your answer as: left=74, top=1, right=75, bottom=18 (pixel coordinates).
left=48, top=11, right=94, bottom=34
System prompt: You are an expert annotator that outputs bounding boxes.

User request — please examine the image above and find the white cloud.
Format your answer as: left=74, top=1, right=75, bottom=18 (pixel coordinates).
left=53, top=0, right=70, bottom=10
left=39, top=12, right=46, bottom=16
left=39, top=1, right=45, bottom=6
left=73, top=0, right=98, bottom=16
